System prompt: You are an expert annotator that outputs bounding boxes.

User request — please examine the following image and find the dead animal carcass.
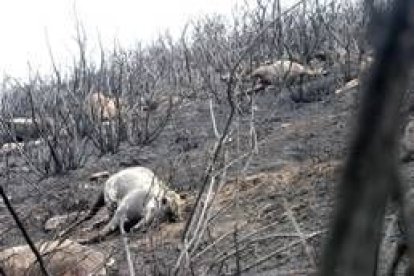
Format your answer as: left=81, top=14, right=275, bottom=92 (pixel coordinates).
left=85, top=92, right=119, bottom=122
left=62, top=166, right=186, bottom=244
left=249, top=60, right=326, bottom=86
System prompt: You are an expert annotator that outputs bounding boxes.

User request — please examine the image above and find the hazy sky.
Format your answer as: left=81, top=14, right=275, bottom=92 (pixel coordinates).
left=0, top=0, right=297, bottom=80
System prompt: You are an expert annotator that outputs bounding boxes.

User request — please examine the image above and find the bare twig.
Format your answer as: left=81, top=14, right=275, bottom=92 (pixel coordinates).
left=233, top=224, right=241, bottom=276
left=191, top=221, right=249, bottom=260
left=174, top=175, right=219, bottom=272
left=282, top=197, right=316, bottom=268
left=209, top=98, right=221, bottom=139
left=120, top=217, right=135, bottom=276
left=241, top=231, right=323, bottom=273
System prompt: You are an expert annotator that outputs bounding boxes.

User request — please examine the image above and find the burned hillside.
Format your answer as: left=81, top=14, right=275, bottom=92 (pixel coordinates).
left=1, top=0, right=414, bottom=275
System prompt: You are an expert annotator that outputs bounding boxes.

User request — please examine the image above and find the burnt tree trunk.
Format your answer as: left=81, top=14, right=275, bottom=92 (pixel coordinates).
left=319, top=0, right=414, bottom=275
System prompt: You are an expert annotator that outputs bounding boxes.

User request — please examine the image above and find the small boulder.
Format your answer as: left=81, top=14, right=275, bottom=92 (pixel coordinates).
left=0, top=239, right=113, bottom=275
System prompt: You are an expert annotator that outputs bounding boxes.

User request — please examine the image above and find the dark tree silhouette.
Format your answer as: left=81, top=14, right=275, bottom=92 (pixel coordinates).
left=320, top=0, right=414, bottom=275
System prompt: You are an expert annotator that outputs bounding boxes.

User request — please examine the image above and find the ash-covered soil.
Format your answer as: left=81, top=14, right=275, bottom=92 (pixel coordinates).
left=0, top=81, right=404, bottom=275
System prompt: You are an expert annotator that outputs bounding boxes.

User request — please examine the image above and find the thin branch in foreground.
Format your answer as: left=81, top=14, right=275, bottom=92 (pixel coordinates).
left=241, top=231, right=323, bottom=274
left=233, top=224, right=241, bottom=276
left=0, top=185, right=51, bottom=276
left=120, top=217, right=135, bottom=276
left=282, top=198, right=316, bottom=268
left=209, top=98, right=221, bottom=139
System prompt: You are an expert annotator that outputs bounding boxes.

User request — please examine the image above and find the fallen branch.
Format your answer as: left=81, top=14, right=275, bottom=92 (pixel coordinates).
left=282, top=197, right=316, bottom=268
left=120, top=217, right=135, bottom=276
left=241, top=231, right=323, bottom=273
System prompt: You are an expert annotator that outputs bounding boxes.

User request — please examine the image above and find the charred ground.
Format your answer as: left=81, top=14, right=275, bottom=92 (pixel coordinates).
left=1, top=0, right=412, bottom=274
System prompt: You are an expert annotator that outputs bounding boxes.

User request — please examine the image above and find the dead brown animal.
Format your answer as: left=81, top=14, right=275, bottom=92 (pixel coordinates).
left=249, top=60, right=326, bottom=85
left=85, top=93, right=119, bottom=121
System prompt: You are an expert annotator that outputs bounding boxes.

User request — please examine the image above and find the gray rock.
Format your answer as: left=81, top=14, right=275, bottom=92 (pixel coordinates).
left=0, top=239, right=113, bottom=275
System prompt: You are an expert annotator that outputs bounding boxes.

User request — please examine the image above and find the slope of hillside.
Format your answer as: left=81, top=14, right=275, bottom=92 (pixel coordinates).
left=0, top=80, right=371, bottom=274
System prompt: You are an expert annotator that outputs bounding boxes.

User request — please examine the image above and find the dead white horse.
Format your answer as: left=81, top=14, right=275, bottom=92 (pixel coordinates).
left=62, top=166, right=186, bottom=244
left=249, top=60, right=326, bottom=85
